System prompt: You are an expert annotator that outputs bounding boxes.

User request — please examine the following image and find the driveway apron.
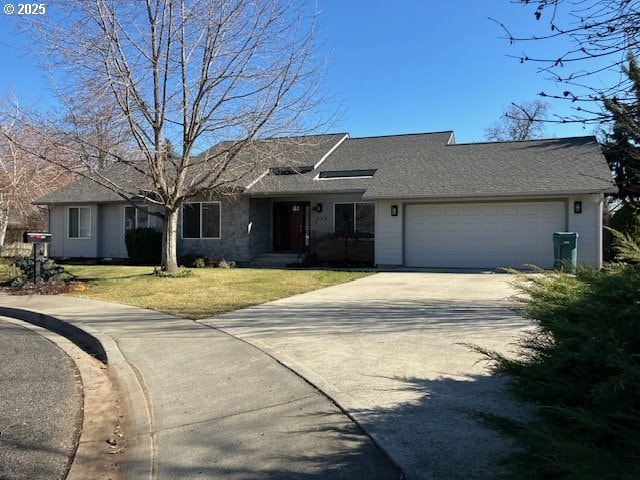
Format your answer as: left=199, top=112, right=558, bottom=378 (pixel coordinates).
left=202, top=272, right=534, bottom=480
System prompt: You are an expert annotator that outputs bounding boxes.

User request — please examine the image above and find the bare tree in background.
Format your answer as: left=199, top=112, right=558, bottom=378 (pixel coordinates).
left=484, top=99, right=549, bottom=141
left=0, top=108, right=69, bottom=252
left=492, top=0, right=640, bottom=125
left=3, top=0, right=328, bottom=272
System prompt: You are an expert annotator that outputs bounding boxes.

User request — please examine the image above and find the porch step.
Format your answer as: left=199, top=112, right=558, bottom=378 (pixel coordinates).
left=250, top=253, right=302, bottom=267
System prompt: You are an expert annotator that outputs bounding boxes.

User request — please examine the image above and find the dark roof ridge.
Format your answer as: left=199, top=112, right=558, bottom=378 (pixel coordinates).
left=449, top=135, right=598, bottom=147
left=250, top=132, right=348, bottom=141
left=348, top=130, right=454, bottom=140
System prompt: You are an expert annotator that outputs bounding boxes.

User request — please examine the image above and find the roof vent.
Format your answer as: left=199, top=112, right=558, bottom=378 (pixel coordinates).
left=318, top=169, right=376, bottom=179
left=269, top=165, right=314, bottom=175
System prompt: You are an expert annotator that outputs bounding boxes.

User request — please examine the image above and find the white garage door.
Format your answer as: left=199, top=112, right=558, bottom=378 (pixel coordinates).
left=404, top=202, right=566, bottom=269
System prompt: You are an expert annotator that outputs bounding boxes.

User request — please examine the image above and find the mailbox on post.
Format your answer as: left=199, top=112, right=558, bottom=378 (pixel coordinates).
left=23, top=232, right=52, bottom=244
left=22, top=232, right=52, bottom=282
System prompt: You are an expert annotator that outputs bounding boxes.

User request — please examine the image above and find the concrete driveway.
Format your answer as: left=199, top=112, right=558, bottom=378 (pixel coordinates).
left=201, top=272, right=534, bottom=480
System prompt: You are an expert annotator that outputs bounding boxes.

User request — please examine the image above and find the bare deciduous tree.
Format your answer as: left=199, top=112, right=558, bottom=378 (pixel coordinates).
left=492, top=0, right=640, bottom=124
left=4, top=0, right=328, bottom=272
left=0, top=107, right=69, bottom=252
left=484, top=99, right=549, bottom=141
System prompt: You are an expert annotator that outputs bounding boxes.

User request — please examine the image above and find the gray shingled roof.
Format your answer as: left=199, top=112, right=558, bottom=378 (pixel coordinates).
left=36, top=134, right=347, bottom=204
left=37, top=131, right=616, bottom=204
left=246, top=132, right=615, bottom=198
left=36, top=165, right=149, bottom=204
left=197, top=133, right=347, bottom=169
left=246, top=132, right=454, bottom=195
left=361, top=134, right=616, bottom=199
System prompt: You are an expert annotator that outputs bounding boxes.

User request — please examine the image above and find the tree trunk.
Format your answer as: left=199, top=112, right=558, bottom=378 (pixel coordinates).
left=0, top=201, right=9, bottom=255
left=162, top=207, right=179, bottom=273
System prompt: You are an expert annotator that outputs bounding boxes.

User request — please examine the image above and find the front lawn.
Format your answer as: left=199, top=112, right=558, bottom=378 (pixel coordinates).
left=64, top=265, right=370, bottom=319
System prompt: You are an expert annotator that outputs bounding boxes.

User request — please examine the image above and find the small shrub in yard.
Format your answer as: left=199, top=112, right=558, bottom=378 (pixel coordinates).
left=11, top=256, right=65, bottom=285
left=152, top=266, right=193, bottom=278
left=193, top=257, right=206, bottom=268
left=608, top=227, right=640, bottom=264
left=125, top=228, right=162, bottom=265
left=0, top=259, right=23, bottom=283
left=179, top=252, right=222, bottom=268
left=609, top=203, right=640, bottom=242
left=477, top=266, right=640, bottom=479
left=218, top=259, right=235, bottom=268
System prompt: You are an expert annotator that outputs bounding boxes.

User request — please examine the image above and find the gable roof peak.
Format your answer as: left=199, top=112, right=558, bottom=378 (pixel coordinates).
left=450, top=135, right=598, bottom=147
left=348, top=130, right=455, bottom=141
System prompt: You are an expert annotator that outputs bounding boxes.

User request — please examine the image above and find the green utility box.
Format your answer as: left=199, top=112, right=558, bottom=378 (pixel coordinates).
left=553, top=232, right=579, bottom=271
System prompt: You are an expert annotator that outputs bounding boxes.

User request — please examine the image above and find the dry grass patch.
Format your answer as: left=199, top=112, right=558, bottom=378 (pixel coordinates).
left=64, top=265, right=370, bottom=319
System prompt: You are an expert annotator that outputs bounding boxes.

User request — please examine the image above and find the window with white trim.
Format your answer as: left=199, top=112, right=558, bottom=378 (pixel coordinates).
left=125, top=205, right=149, bottom=230
left=182, top=202, right=221, bottom=239
left=334, top=202, right=374, bottom=237
left=68, top=206, right=91, bottom=239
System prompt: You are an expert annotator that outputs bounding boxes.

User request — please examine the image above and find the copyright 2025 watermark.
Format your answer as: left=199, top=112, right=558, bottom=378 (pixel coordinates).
left=3, top=3, right=47, bottom=15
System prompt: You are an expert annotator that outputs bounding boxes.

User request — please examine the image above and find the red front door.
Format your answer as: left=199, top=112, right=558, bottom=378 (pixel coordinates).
left=273, top=202, right=309, bottom=252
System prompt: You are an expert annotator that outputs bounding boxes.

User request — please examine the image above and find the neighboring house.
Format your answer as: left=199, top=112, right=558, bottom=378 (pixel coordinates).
left=35, top=131, right=616, bottom=269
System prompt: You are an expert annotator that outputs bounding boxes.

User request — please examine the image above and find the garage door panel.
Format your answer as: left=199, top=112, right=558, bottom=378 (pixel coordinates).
left=444, top=206, right=462, bottom=216
left=501, top=205, right=518, bottom=215
left=444, top=223, right=462, bottom=233
left=481, top=205, right=500, bottom=215
left=522, top=237, right=540, bottom=249
left=520, top=204, right=538, bottom=215
left=501, top=222, right=519, bottom=234
left=543, top=203, right=563, bottom=215
left=521, top=221, right=539, bottom=234
left=463, top=206, right=479, bottom=216
left=481, top=222, right=500, bottom=233
left=405, top=202, right=565, bottom=269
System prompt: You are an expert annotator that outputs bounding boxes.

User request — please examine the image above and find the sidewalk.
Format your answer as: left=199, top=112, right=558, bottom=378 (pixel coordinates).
left=0, top=293, right=401, bottom=480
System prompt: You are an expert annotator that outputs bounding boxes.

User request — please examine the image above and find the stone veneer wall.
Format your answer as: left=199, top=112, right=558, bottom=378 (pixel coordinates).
left=177, top=196, right=251, bottom=262
left=248, top=198, right=272, bottom=258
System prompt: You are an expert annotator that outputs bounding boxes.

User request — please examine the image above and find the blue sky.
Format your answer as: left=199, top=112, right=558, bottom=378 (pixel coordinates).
left=0, top=1, right=616, bottom=143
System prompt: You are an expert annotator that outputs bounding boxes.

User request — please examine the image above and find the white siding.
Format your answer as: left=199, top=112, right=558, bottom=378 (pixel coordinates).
left=48, top=204, right=99, bottom=257
left=48, top=206, right=65, bottom=257
left=375, top=200, right=403, bottom=265
left=567, top=194, right=603, bottom=268
left=49, top=202, right=168, bottom=259
left=98, top=204, right=127, bottom=258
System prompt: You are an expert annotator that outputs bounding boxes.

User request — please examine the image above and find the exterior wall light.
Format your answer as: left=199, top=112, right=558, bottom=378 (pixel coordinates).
left=391, top=205, right=398, bottom=216
left=574, top=201, right=582, bottom=214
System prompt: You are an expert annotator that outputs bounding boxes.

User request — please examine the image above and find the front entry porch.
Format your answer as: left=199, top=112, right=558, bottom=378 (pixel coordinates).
left=272, top=201, right=310, bottom=254
left=248, top=195, right=375, bottom=266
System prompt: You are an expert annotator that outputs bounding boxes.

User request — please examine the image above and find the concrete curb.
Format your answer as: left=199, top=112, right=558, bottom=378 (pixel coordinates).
left=0, top=306, right=154, bottom=479
left=0, top=306, right=107, bottom=363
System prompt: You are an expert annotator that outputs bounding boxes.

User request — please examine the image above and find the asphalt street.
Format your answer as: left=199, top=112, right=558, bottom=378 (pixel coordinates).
left=0, top=318, right=82, bottom=480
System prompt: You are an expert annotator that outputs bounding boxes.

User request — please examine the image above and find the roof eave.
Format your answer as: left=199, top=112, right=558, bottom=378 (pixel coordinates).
left=244, top=188, right=367, bottom=197
left=362, top=188, right=617, bottom=201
